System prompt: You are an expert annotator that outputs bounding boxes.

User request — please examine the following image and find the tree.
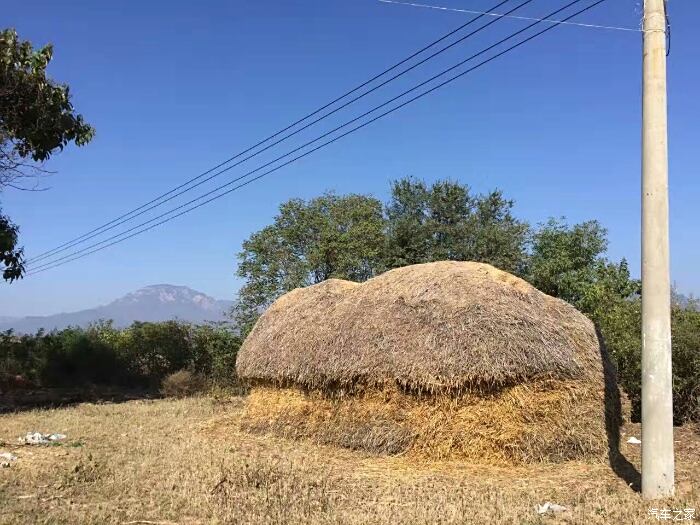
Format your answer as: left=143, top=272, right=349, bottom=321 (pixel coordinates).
left=0, top=208, right=23, bottom=281
left=384, top=178, right=528, bottom=273
left=0, top=28, right=94, bottom=281
left=526, top=218, right=640, bottom=316
left=234, top=193, right=385, bottom=334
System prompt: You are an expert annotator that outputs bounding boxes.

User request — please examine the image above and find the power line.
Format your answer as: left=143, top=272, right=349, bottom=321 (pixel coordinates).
left=379, top=0, right=638, bottom=32
left=26, top=0, right=585, bottom=273
left=25, top=0, right=516, bottom=266
left=27, top=0, right=602, bottom=275
left=26, top=0, right=533, bottom=266
left=27, top=0, right=607, bottom=276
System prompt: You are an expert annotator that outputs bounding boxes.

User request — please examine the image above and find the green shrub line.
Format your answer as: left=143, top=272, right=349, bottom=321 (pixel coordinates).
left=0, top=320, right=242, bottom=393
left=595, top=298, right=700, bottom=424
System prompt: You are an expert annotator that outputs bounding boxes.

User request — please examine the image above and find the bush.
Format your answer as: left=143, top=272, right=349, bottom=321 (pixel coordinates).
left=190, top=324, right=242, bottom=385
left=598, top=299, right=700, bottom=424
left=116, top=321, right=193, bottom=385
left=160, top=370, right=205, bottom=398
left=0, top=320, right=242, bottom=392
left=40, top=328, right=128, bottom=387
left=669, top=306, right=700, bottom=423
left=1, top=326, right=132, bottom=388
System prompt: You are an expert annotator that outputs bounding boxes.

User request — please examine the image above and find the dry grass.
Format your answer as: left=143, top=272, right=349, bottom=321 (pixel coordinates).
left=0, top=396, right=697, bottom=524
left=241, top=383, right=617, bottom=463
left=160, top=370, right=205, bottom=399
left=236, top=261, right=626, bottom=462
left=237, top=262, right=604, bottom=391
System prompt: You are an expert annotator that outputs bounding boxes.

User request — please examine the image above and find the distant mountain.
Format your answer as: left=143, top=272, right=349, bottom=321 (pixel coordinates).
left=0, top=285, right=234, bottom=334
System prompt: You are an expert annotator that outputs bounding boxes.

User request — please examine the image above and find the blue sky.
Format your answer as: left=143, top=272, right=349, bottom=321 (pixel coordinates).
left=2, top=0, right=698, bottom=316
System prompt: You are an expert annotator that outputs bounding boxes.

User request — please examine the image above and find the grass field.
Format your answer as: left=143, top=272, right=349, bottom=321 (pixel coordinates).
left=0, top=395, right=697, bottom=524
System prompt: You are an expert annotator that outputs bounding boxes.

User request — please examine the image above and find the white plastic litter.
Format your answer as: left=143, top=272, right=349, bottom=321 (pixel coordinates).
left=536, top=502, right=568, bottom=514
left=0, top=452, right=17, bottom=468
left=19, top=432, right=67, bottom=445
left=627, top=436, right=642, bottom=444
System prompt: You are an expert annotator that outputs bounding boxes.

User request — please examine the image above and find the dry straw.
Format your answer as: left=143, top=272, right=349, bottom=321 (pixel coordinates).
left=236, top=261, right=626, bottom=464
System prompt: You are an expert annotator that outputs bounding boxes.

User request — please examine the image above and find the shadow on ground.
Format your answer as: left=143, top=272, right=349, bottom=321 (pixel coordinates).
left=0, top=387, right=158, bottom=414
left=597, top=328, right=641, bottom=492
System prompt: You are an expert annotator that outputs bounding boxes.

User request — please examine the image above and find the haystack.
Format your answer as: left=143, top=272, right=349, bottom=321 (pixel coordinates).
left=236, top=261, right=625, bottom=464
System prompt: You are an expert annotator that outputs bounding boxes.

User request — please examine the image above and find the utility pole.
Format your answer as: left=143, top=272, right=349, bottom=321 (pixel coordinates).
left=641, top=0, right=674, bottom=500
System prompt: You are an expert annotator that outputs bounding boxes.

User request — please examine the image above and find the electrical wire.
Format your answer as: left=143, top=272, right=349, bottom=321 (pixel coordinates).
left=27, top=0, right=607, bottom=276
left=26, top=0, right=585, bottom=273
left=24, top=0, right=516, bottom=265
left=26, top=0, right=535, bottom=266
left=379, top=0, right=638, bottom=32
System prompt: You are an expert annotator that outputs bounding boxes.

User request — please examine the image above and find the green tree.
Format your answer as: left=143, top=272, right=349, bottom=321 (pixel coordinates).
left=526, top=218, right=640, bottom=316
left=384, top=178, right=528, bottom=273
left=234, top=193, right=385, bottom=334
left=0, top=209, right=23, bottom=281
left=0, top=28, right=94, bottom=281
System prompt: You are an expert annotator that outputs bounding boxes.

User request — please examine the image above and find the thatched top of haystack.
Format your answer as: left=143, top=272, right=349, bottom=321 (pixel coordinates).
left=236, top=261, right=603, bottom=392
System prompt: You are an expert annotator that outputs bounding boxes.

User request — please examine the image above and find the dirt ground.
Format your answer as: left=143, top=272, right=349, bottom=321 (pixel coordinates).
left=0, top=395, right=697, bottom=524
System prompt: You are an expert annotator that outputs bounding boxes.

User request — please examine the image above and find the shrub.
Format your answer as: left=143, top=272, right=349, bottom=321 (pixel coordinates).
left=670, top=306, right=700, bottom=423
left=116, top=321, right=193, bottom=385
left=0, top=320, right=242, bottom=392
left=160, top=370, right=204, bottom=398
left=598, top=299, right=700, bottom=424
left=190, top=324, right=242, bottom=385
left=39, top=328, right=128, bottom=387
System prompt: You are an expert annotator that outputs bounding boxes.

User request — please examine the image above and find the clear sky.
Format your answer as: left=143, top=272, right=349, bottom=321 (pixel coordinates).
left=1, top=0, right=698, bottom=317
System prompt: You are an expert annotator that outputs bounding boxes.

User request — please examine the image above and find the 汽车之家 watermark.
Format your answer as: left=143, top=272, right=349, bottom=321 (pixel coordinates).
left=648, top=508, right=696, bottom=521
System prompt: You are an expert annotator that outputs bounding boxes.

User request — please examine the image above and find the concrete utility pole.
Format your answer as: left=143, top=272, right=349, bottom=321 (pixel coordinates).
left=641, top=0, right=674, bottom=500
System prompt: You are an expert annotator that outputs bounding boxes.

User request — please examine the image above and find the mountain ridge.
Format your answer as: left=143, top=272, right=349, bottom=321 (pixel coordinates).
left=1, top=284, right=234, bottom=334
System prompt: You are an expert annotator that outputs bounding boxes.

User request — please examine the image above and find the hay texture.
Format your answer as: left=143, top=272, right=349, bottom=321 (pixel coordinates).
left=236, top=261, right=624, bottom=464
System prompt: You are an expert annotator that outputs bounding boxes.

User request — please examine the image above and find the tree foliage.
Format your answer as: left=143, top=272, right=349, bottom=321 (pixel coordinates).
left=526, top=218, right=640, bottom=317
left=0, top=320, right=242, bottom=390
left=0, top=28, right=94, bottom=165
left=384, top=178, right=528, bottom=273
left=235, top=193, right=385, bottom=333
left=235, top=178, right=531, bottom=334
left=0, top=28, right=94, bottom=282
left=0, top=208, right=23, bottom=281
